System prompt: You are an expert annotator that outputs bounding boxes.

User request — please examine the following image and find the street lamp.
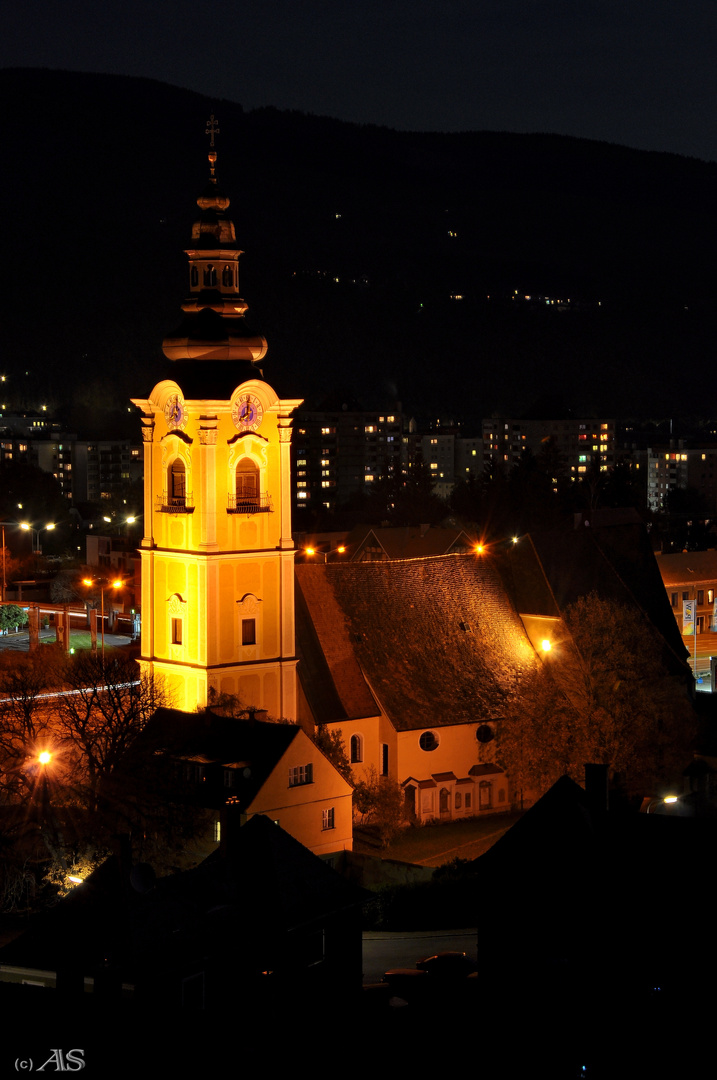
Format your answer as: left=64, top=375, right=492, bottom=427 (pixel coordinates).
left=20, top=521, right=55, bottom=554
left=83, top=577, right=123, bottom=657
left=0, top=521, right=19, bottom=603
left=37, top=749, right=52, bottom=830
left=102, top=514, right=140, bottom=535
left=305, top=545, right=347, bottom=563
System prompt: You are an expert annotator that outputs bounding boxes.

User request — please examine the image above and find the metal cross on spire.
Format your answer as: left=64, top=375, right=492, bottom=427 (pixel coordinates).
left=205, top=114, right=220, bottom=178
left=205, top=114, right=220, bottom=147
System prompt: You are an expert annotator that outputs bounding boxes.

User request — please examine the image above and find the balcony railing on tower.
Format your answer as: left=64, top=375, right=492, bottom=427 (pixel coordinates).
left=157, top=492, right=195, bottom=514
left=227, top=493, right=272, bottom=515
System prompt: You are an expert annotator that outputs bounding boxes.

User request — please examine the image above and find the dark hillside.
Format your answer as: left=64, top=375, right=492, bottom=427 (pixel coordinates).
left=2, top=68, right=716, bottom=431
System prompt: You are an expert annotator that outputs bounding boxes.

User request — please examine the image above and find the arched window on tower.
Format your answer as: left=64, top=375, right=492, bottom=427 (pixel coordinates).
left=170, top=459, right=186, bottom=507
left=203, top=264, right=217, bottom=287
left=222, top=264, right=233, bottom=288
left=190, top=266, right=199, bottom=288
left=235, top=458, right=259, bottom=509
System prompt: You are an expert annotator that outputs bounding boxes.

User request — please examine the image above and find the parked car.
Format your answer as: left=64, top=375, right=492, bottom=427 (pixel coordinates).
left=415, top=951, right=478, bottom=978
left=382, top=952, right=478, bottom=1005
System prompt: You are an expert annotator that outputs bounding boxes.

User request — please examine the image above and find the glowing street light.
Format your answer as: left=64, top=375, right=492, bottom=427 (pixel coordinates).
left=541, top=639, right=552, bottom=653
left=20, top=521, right=55, bottom=554
left=37, top=748, right=53, bottom=829
left=83, top=577, right=123, bottom=657
left=304, top=545, right=347, bottom=563
left=0, top=520, right=20, bottom=602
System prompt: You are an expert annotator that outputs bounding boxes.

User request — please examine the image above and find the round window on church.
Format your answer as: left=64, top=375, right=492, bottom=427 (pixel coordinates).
left=476, top=724, right=495, bottom=744
left=419, top=731, right=439, bottom=752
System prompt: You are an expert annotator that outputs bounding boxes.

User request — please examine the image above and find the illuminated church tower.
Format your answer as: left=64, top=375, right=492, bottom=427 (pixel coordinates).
left=132, top=120, right=301, bottom=715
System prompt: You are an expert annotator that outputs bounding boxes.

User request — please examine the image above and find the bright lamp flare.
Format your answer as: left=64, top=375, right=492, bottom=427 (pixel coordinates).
left=38, top=751, right=51, bottom=765
left=541, top=639, right=552, bottom=652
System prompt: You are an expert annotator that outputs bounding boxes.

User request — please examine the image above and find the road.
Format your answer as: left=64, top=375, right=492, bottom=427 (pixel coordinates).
left=362, top=928, right=477, bottom=983
left=0, top=630, right=133, bottom=652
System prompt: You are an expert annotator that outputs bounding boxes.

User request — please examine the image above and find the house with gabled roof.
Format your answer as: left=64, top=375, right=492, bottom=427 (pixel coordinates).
left=122, top=707, right=353, bottom=859
left=0, top=814, right=367, bottom=1015
left=295, top=553, right=538, bottom=821
left=474, top=768, right=717, bottom=1020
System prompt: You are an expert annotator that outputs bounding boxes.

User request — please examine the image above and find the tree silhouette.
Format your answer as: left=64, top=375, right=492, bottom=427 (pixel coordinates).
left=497, top=593, right=696, bottom=802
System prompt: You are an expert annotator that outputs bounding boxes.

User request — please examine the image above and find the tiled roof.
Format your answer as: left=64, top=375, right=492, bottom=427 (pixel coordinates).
left=295, top=566, right=380, bottom=723
left=469, top=763, right=505, bottom=776
left=344, top=524, right=476, bottom=560
left=510, top=524, right=688, bottom=667
left=296, top=554, right=538, bottom=730
left=497, top=535, right=561, bottom=617
left=656, top=550, right=717, bottom=587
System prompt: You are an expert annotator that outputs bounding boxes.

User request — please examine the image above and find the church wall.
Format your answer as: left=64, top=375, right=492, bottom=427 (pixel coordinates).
left=398, top=722, right=486, bottom=781
left=325, top=716, right=383, bottom=786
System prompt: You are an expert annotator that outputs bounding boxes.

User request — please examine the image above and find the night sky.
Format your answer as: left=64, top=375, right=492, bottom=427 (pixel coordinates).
left=3, top=0, right=717, bottom=161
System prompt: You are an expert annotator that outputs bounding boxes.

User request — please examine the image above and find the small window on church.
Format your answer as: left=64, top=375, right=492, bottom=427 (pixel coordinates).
left=222, top=264, right=233, bottom=287
left=203, top=264, right=217, bottom=287
left=350, top=734, right=363, bottom=763
left=170, top=459, right=186, bottom=505
left=236, top=459, right=259, bottom=507
left=242, top=618, right=256, bottom=646
left=171, top=618, right=183, bottom=645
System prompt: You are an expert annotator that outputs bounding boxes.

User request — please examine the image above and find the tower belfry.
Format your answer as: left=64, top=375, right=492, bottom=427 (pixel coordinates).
left=132, top=123, right=302, bottom=716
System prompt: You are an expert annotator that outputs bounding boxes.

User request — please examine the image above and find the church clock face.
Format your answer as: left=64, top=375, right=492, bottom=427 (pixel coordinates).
left=164, top=392, right=187, bottom=430
left=233, top=393, right=263, bottom=432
